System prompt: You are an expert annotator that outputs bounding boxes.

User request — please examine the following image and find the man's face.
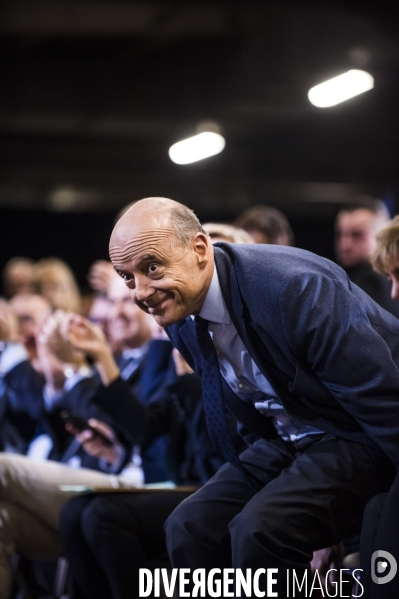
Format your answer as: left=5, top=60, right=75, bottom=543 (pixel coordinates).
left=10, top=294, right=51, bottom=346
left=88, top=296, right=110, bottom=333
left=335, top=209, right=378, bottom=268
left=106, top=278, right=152, bottom=348
left=109, top=227, right=212, bottom=327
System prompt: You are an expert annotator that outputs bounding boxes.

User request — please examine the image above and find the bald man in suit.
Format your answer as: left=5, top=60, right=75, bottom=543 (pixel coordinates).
left=108, top=197, right=399, bottom=597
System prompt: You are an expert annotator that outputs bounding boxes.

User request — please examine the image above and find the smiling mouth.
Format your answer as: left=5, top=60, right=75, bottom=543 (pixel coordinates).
left=145, top=297, right=169, bottom=313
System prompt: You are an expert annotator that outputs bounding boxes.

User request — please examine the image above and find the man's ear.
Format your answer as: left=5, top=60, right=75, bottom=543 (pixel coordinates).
left=192, top=232, right=211, bottom=267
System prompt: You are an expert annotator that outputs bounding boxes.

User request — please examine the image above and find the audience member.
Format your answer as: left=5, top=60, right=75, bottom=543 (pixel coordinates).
left=359, top=216, right=399, bottom=598
left=0, top=300, right=130, bottom=466
left=87, top=294, right=111, bottom=334
left=84, top=260, right=120, bottom=341
left=335, top=199, right=399, bottom=316
left=203, top=222, right=254, bottom=244
left=0, top=299, right=45, bottom=454
left=32, top=257, right=81, bottom=313
left=370, top=215, right=399, bottom=299
left=0, top=300, right=22, bottom=452
left=234, top=204, right=294, bottom=245
left=2, top=257, right=34, bottom=298
left=0, top=282, right=214, bottom=599
left=10, top=293, right=52, bottom=370
left=57, top=311, right=217, bottom=599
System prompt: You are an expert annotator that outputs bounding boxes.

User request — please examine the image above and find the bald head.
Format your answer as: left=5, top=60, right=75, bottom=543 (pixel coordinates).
left=108, top=197, right=214, bottom=326
left=110, top=197, right=204, bottom=256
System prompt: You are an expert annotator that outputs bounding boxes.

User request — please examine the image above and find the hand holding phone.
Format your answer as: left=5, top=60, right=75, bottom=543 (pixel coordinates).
left=60, top=410, right=113, bottom=447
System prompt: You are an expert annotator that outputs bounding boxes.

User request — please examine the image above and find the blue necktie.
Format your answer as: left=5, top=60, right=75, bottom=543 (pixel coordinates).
left=193, top=316, right=244, bottom=473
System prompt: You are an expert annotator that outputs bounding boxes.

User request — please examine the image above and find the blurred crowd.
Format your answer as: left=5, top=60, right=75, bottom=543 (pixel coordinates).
left=1, top=199, right=399, bottom=598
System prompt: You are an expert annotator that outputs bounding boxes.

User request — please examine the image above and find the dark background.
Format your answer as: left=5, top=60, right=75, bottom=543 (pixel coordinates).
left=1, top=0, right=398, bottom=286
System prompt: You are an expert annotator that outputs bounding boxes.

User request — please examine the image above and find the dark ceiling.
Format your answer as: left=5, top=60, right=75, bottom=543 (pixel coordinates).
left=0, top=0, right=398, bottom=220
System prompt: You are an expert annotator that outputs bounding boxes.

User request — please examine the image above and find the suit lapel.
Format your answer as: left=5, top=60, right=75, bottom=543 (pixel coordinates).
left=166, top=318, right=202, bottom=374
left=178, top=319, right=203, bottom=372
left=214, top=246, right=299, bottom=413
left=214, top=246, right=274, bottom=378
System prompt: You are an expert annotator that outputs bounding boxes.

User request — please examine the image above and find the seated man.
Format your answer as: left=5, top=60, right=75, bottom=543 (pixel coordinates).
left=10, top=292, right=52, bottom=370
left=1, top=293, right=51, bottom=452
left=334, top=199, right=399, bottom=317
left=1, top=279, right=170, bottom=478
left=107, top=197, right=399, bottom=598
left=0, top=291, right=212, bottom=599
left=58, top=326, right=218, bottom=599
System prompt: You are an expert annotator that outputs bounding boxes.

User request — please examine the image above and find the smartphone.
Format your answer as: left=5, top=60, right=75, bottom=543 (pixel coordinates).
left=60, top=410, right=113, bottom=447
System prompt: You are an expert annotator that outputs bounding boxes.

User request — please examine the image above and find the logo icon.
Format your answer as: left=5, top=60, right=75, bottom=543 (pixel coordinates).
left=371, top=550, right=397, bottom=585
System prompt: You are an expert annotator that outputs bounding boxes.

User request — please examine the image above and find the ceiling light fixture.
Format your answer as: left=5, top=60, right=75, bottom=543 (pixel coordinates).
left=169, top=131, right=225, bottom=165
left=308, top=69, right=374, bottom=108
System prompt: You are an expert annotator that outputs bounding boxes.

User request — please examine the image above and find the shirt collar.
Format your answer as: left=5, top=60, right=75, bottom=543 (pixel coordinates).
left=198, top=264, right=231, bottom=325
left=122, top=343, right=149, bottom=362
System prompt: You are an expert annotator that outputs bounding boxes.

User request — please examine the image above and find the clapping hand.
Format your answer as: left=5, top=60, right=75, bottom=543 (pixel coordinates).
left=87, top=260, right=119, bottom=294
left=64, top=314, right=109, bottom=360
left=63, top=313, right=120, bottom=386
left=38, top=310, right=86, bottom=366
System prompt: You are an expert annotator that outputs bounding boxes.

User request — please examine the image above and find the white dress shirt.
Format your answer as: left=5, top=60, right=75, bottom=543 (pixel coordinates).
left=119, top=345, right=148, bottom=380
left=197, top=265, right=323, bottom=442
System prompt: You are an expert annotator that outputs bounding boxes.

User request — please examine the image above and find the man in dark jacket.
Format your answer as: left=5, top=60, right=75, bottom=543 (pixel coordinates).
left=108, top=196, right=399, bottom=597
left=335, top=199, right=399, bottom=317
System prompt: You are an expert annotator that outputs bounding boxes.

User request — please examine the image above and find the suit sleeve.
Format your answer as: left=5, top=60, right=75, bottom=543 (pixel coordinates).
left=3, top=360, right=45, bottom=421
left=1, top=360, right=44, bottom=446
left=278, top=273, right=399, bottom=465
left=93, top=376, right=173, bottom=446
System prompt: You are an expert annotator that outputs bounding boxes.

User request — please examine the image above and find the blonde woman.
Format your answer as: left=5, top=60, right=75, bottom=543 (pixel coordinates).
left=371, top=214, right=399, bottom=300
left=32, top=257, right=81, bottom=313
left=360, top=215, right=399, bottom=598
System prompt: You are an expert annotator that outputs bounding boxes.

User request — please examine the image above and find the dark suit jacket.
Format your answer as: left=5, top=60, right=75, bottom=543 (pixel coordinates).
left=1, top=341, right=176, bottom=480
left=94, top=358, right=226, bottom=485
left=345, top=261, right=399, bottom=318
left=38, top=340, right=176, bottom=479
left=1, top=359, right=127, bottom=469
left=166, top=243, right=399, bottom=467
left=2, top=360, right=45, bottom=452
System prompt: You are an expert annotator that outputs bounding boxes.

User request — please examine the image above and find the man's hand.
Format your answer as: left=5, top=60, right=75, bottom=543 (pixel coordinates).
left=63, top=314, right=120, bottom=386
left=0, top=299, right=19, bottom=342
left=64, top=314, right=110, bottom=360
left=38, top=311, right=86, bottom=366
left=66, top=418, right=124, bottom=466
left=311, top=544, right=344, bottom=594
left=87, top=260, right=119, bottom=294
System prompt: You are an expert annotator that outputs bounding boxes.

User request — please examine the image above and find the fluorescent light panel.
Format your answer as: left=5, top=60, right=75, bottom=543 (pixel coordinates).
left=169, top=132, right=225, bottom=165
left=308, top=69, right=374, bottom=108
